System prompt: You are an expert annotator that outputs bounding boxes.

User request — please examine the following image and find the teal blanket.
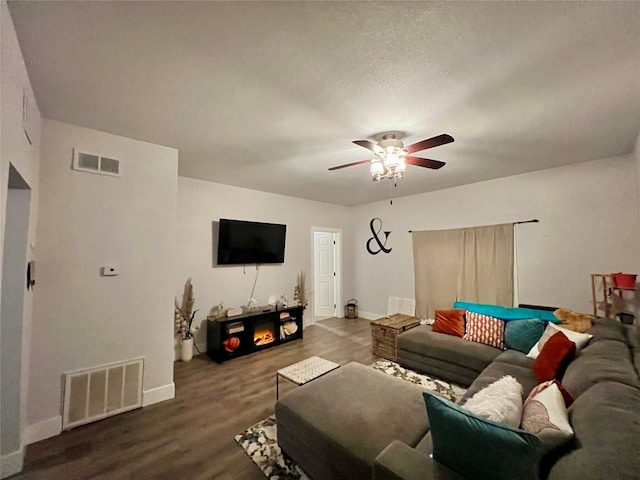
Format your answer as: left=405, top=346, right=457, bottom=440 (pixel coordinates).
left=453, top=301, right=559, bottom=323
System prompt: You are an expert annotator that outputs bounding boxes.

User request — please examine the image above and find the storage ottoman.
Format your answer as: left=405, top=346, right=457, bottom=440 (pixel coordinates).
left=275, top=362, right=429, bottom=480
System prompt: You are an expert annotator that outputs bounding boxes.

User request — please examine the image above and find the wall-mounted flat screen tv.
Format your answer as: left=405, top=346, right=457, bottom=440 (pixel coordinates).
left=217, top=219, right=286, bottom=265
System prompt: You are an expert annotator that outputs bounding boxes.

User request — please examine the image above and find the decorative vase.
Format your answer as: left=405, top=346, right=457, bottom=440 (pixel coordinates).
left=181, top=337, right=194, bottom=362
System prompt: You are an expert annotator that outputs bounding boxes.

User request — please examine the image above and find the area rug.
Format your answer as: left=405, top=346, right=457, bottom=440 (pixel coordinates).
left=369, top=359, right=467, bottom=402
left=235, top=360, right=466, bottom=479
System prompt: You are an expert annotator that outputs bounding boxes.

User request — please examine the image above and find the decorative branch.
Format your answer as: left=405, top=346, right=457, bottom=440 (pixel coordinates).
left=293, top=270, right=310, bottom=309
left=175, top=278, right=198, bottom=340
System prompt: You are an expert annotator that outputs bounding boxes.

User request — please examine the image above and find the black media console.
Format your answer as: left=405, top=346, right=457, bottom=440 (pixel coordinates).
left=207, top=306, right=303, bottom=363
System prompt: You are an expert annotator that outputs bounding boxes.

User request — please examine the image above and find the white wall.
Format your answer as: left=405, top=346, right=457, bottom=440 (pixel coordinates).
left=349, top=154, right=640, bottom=318
left=635, top=131, right=640, bottom=223
left=28, top=120, right=178, bottom=440
left=176, top=177, right=352, bottom=353
left=0, top=1, right=41, bottom=476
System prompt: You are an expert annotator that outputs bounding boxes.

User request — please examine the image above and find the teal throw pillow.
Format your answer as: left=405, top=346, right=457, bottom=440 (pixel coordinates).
left=423, top=392, right=542, bottom=480
left=505, top=318, right=547, bottom=353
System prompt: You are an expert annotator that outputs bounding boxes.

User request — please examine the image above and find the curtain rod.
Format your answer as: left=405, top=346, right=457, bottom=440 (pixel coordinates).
left=408, top=219, right=539, bottom=233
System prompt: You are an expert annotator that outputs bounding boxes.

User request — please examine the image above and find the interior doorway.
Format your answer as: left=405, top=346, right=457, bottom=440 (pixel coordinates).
left=311, top=228, right=342, bottom=324
left=1, top=164, right=32, bottom=468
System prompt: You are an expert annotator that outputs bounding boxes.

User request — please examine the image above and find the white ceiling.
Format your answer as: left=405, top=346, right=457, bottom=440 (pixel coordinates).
left=7, top=1, right=640, bottom=206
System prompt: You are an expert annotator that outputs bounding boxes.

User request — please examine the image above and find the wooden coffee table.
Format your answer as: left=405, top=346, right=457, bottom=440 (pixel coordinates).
left=371, top=313, right=420, bottom=361
left=276, top=356, right=340, bottom=400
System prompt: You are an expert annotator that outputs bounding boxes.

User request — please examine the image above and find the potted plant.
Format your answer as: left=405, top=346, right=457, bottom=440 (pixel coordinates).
left=294, top=270, right=310, bottom=309
left=175, top=278, right=199, bottom=362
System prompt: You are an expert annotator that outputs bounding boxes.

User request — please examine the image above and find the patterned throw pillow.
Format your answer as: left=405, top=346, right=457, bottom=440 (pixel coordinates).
left=526, top=379, right=574, bottom=407
left=521, top=381, right=574, bottom=453
left=432, top=309, right=466, bottom=337
left=463, top=312, right=506, bottom=350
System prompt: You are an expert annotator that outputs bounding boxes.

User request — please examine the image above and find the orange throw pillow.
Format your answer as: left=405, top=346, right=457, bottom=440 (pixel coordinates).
left=433, top=309, right=466, bottom=338
left=533, top=331, right=576, bottom=383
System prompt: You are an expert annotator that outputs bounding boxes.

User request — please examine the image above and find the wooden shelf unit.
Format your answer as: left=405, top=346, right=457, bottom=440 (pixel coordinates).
left=591, top=274, right=614, bottom=318
left=591, top=273, right=637, bottom=320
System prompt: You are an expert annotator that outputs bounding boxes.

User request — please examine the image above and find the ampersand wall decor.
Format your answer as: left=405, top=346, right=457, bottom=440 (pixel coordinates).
left=366, top=218, right=392, bottom=255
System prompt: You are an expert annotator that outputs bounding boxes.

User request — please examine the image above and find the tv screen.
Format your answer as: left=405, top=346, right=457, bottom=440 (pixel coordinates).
left=217, top=219, right=286, bottom=265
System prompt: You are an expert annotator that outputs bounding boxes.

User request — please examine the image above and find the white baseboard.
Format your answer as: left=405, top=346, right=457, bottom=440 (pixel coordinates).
left=142, top=383, right=175, bottom=407
left=21, top=387, right=173, bottom=448
left=25, top=416, right=62, bottom=446
left=357, top=310, right=382, bottom=320
left=1, top=449, right=24, bottom=479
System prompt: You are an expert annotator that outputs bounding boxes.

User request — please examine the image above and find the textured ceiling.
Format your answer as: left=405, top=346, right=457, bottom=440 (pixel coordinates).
left=7, top=1, right=640, bottom=206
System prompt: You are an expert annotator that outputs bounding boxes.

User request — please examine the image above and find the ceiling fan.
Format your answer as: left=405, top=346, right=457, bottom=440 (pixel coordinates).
left=329, top=133, right=454, bottom=181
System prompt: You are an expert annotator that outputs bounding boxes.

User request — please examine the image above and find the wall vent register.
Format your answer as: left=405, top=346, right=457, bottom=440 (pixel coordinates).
left=62, top=358, right=143, bottom=430
left=73, top=149, right=121, bottom=177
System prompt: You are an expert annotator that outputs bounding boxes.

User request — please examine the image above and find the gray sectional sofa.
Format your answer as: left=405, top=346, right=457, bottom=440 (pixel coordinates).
left=275, top=318, right=640, bottom=480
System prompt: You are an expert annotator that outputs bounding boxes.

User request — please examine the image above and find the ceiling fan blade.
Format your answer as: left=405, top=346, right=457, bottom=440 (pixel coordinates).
left=405, top=156, right=446, bottom=170
left=405, top=134, right=454, bottom=154
left=328, top=159, right=372, bottom=171
left=353, top=140, right=383, bottom=154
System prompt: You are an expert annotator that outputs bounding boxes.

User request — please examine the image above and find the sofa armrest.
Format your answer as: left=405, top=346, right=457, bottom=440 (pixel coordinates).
left=373, top=440, right=467, bottom=480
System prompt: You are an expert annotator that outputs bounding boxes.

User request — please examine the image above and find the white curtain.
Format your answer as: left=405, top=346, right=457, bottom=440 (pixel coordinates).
left=413, top=223, right=514, bottom=319
left=413, top=229, right=462, bottom=319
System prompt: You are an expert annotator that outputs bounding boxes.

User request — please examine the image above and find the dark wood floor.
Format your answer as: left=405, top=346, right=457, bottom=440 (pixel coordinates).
left=12, top=317, right=378, bottom=480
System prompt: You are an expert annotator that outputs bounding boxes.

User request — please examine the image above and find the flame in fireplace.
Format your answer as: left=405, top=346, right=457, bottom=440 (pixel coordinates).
left=254, top=326, right=275, bottom=346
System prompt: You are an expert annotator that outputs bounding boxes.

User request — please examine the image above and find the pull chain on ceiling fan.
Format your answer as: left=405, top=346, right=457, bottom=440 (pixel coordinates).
left=329, top=132, right=454, bottom=181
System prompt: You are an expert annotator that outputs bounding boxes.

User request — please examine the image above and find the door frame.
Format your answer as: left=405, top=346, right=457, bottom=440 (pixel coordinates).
left=310, top=226, right=342, bottom=324
left=1, top=164, right=32, bottom=474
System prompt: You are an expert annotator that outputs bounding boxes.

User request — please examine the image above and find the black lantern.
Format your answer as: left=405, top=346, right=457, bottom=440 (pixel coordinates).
left=344, top=299, right=358, bottom=319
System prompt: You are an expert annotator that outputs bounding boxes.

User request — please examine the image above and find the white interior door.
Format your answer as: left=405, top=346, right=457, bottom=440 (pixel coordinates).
left=314, top=231, right=336, bottom=319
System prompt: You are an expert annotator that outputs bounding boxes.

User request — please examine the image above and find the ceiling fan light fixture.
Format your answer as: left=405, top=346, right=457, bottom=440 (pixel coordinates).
left=370, top=160, right=385, bottom=181
left=397, top=156, right=407, bottom=173
left=383, top=153, right=400, bottom=169
left=331, top=132, right=453, bottom=180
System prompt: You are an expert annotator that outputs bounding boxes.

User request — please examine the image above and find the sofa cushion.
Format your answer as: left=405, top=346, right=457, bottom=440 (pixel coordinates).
left=460, top=361, right=539, bottom=404
left=398, top=325, right=502, bottom=374
left=626, top=325, right=640, bottom=376
left=424, top=392, right=542, bottom=480
left=533, top=331, right=576, bottom=382
left=463, top=312, right=506, bottom=350
left=547, top=382, right=640, bottom=480
left=587, top=317, right=630, bottom=345
left=561, top=339, right=640, bottom=399
left=396, top=350, right=482, bottom=388
left=504, top=318, right=546, bottom=353
left=462, top=375, right=523, bottom=428
left=433, top=309, right=466, bottom=337
left=493, top=349, right=535, bottom=369
left=625, top=324, right=638, bottom=349
left=374, top=440, right=467, bottom=480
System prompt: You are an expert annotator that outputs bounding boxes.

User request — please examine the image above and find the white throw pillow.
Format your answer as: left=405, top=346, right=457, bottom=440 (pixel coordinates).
left=462, top=375, right=523, bottom=428
left=521, top=381, right=574, bottom=452
left=526, top=323, right=593, bottom=359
